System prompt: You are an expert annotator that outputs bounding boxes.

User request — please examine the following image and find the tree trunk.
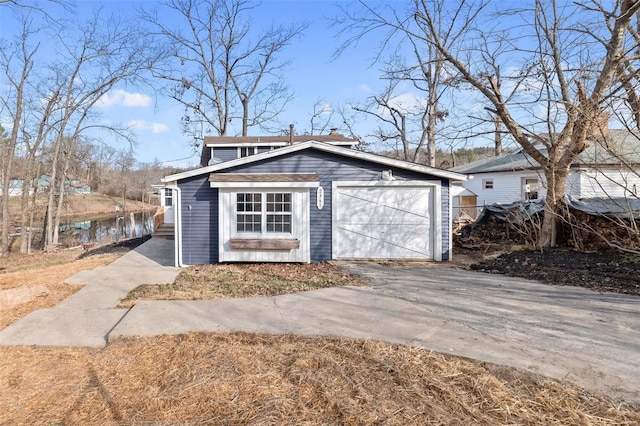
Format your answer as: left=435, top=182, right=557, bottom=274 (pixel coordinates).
left=19, top=158, right=37, bottom=253
left=0, top=141, right=15, bottom=256
left=242, top=100, right=249, bottom=136
left=493, top=115, right=502, bottom=156
left=539, top=166, right=569, bottom=248
left=27, top=169, right=39, bottom=254
left=44, top=133, right=64, bottom=251
left=426, top=114, right=436, bottom=167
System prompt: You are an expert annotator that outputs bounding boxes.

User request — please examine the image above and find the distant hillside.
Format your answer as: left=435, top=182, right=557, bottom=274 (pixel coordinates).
left=7, top=193, right=158, bottom=222
left=375, top=146, right=512, bottom=168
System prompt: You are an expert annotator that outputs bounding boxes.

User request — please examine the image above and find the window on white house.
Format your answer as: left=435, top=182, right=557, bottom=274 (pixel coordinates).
left=236, top=192, right=292, bottom=234
left=483, top=179, right=494, bottom=190
left=164, top=188, right=173, bottom=206
left=523, top=178, right=539, bottom=200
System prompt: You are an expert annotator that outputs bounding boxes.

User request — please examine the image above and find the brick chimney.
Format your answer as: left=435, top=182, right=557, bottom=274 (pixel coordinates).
left=589, top=113, right=609, bottom=138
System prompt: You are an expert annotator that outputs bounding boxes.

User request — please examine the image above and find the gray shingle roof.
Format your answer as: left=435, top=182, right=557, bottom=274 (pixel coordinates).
left=451, top=129, right=640, bottom=174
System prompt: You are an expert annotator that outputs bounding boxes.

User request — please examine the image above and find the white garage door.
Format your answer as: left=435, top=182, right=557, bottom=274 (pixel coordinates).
left=334, top=185, right=434, bottom=259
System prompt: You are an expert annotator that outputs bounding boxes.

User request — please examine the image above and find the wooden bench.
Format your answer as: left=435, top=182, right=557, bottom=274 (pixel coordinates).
left=230, top=238, right=300, bottom=250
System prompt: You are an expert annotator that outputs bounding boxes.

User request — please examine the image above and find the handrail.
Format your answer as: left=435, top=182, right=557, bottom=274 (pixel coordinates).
left=153, top=207, right=165, bottom=232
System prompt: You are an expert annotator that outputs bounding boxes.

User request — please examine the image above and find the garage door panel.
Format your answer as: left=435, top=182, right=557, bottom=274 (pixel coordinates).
left=336, top=224, right=432, bottom=258
left=335, top=185, right=434, bottom=260
left=337, top=189, right=431, bottom=225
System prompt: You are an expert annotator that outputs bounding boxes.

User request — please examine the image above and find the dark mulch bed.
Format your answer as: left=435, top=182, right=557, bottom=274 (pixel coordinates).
left=77, top=235, right=151, bottom=259
left=470, top=248, right=640, bottom=296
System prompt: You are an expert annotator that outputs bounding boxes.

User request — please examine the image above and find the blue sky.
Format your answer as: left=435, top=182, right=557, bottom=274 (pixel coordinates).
left=2, top=0, right=397, bottom=168
left=4, top=1, right=626, bottom=170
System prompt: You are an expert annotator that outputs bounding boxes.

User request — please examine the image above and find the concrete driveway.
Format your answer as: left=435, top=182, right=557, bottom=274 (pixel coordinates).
left=344, top=263, right=640, bottom=403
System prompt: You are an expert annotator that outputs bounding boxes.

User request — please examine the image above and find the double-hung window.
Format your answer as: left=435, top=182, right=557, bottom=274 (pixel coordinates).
left=164, top=188, right=173, bottom=206
left=236, top=192, right=292, bottom=234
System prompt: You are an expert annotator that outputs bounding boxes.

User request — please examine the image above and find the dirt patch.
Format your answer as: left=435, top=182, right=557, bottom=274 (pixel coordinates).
left=119, top=262, right=367, bottom=308
left=469, top=248, right=640, bottom=296
left=1, top=332, right=638, bottom=425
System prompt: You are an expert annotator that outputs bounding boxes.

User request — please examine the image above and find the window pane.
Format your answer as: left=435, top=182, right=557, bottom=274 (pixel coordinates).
left=266, top=213, right=292, bottom=233
left=236, top=194, right=262, bottom=232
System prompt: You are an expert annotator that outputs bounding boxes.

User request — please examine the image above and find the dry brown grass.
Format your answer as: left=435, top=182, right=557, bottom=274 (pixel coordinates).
left=6, top=192, right=156, bottom=222
left=0, top=249, right=121, bottom=330
left=119, top=262, right=367, bottom=308
left=1, top=332, right=638, bottom=425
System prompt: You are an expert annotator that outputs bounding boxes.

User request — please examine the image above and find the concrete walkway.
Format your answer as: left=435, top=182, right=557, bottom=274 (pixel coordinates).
left=1, top=239, right=638, bottom=402
left=0, top=238, right=178, bottom=347
left=110, top=265, right=640, bottom=402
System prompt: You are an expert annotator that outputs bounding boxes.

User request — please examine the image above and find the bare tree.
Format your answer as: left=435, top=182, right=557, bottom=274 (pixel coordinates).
left=144, top=0, right=306, bottom=144
left=336, top=2, right=463, bottom=166
left=341, top=0, right=640, bottom=248
left=41, top=10, right=158, bottom=251
left=0, top=13, right=39, bottom=256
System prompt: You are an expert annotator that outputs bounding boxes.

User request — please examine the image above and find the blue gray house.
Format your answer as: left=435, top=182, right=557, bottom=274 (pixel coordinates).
left=160, top=133, right=467, bottom=266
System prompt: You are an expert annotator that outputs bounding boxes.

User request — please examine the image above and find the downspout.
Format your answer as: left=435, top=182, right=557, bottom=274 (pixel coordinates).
left=172, top=185, right=186, bottom=267
left=448, top=180, right=453, bottom=262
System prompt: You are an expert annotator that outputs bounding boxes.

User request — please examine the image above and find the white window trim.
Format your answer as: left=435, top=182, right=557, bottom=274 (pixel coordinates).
left=233, top=192, right=293, bottom=237
left=522, top=177, right=540, bottom=200
left=218, top=186, right=311, bottom=263
left=331, top=180, right=442, bottom=261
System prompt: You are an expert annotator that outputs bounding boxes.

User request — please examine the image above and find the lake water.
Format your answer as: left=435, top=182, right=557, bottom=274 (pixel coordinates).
left=57, top=211, right=154, bottom=248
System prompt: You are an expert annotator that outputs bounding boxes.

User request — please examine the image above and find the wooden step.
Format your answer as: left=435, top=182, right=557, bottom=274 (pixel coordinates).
left=153, top=223, right=175, bottom=239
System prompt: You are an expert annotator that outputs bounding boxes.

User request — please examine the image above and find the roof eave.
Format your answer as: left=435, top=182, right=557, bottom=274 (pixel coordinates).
left=163, top=141, right=467, bottom=182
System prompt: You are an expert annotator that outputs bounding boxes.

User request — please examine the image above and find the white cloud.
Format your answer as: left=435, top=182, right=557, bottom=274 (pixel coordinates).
left=97, top=89, right=151, bottom=108
left=127, top=119, right=170, bottom=133
left=379, top=93, right=427, bottom=116
left=151, top=123, right=170, bottom=133
left=319, top=103, right=333, bottom=115
left=126, top=119, right=146, bottom=129
left=358, top=83, right=372, bottom=93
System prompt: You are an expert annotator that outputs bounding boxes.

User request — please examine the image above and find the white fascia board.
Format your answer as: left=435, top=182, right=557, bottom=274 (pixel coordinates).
left=333, top=180, right=441, bottom=188
left=163, top=141, right=468, bottom=182
left=210, top=181, right=320, bottom=188
left=207, top=142, right=288, bottom=147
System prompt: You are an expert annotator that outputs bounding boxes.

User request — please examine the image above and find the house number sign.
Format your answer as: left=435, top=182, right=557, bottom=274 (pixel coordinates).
left=316, top=186, right=324, bottom=210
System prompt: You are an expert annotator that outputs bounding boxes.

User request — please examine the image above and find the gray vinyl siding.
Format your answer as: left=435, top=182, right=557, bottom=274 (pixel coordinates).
left=178, top=175, right=219, bottom=265
left=257, top=146, right=272, bottom=154
left=221, top=150, right=451, bottom=262
left=441, top=179, right=450, bottom=261
left=212, top=147, right=237, bottom=163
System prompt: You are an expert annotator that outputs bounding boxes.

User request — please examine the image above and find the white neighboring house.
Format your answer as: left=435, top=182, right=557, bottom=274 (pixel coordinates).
left=450, top=129, right=640, bottom=218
